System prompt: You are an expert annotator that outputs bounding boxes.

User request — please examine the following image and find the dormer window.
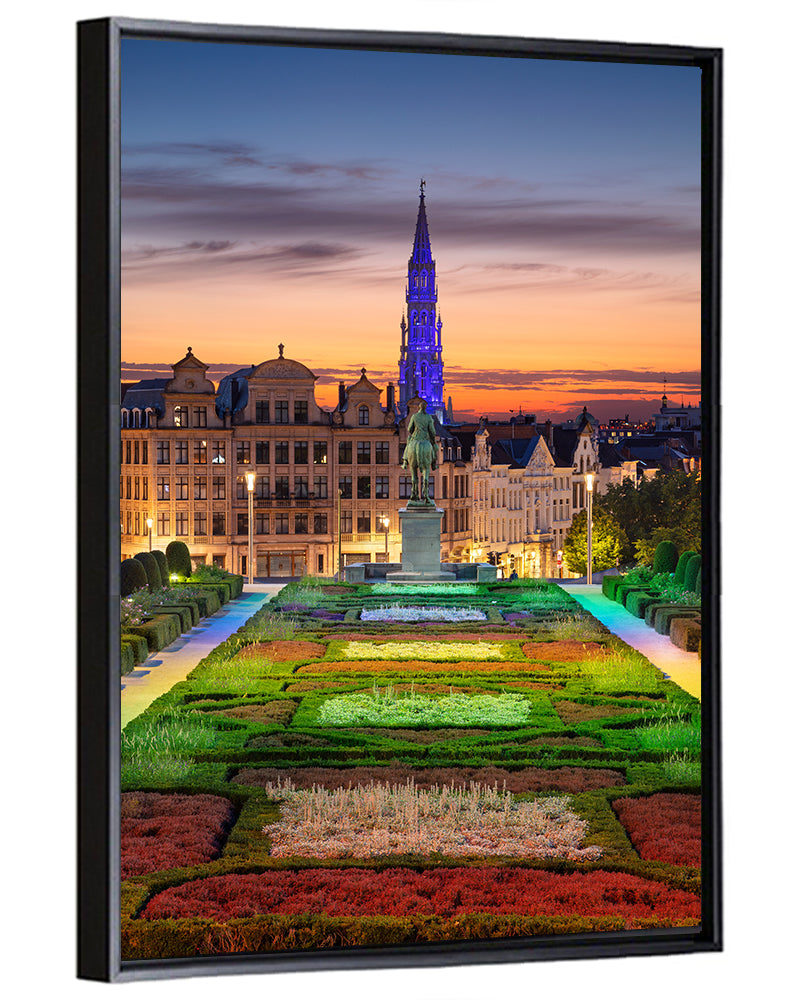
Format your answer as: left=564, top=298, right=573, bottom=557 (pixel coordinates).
left=358, top=405, right=370, bottom=426
left=174, top=406, right=188, bottom=427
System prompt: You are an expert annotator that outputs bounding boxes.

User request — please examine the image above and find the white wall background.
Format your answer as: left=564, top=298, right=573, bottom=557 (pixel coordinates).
left=2, top=1, right=790, bottom=996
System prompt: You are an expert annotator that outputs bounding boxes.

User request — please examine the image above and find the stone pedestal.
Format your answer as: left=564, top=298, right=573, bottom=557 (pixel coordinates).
left=385, top=506, right=455, bottom=583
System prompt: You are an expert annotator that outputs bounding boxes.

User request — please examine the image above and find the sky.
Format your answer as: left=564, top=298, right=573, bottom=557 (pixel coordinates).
left=121, top=38, right=702, bottom=422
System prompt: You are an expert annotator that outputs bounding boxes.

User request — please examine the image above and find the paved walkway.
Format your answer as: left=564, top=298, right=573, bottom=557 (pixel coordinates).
left=559, top=584, right=701, bottom=700
left=121, top=584, right=285, bottom=730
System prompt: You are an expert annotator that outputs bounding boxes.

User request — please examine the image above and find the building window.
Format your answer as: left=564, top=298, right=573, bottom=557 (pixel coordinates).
left=256, top=400, right=270, bottom=424
left=294, top=441, right=308, bottom=465
left=357, top=510, right=371, bottom=533
left=125, top=475, right=132, bottom=499
left=314, top=476, right=328, bottom=499
left=399, top=476, right=411, bottom=499
left=194, top=439, right=207, bottom=465
left=194, top=511, right=207, bottom=536
left=275, top=400, right=289, bottom=424
left=236, top=441, right=251, bottom=465
left=134, top=511, right=140, bottom=536
left=314, top=513, right=327, bottom=533
left=174, top=406, right=188, bottom=427
left=157, top=512, right=169, bottom=535
left=237, top=513, right=249, bottom=536
left=275, top=513, right=289, bottom=534
left=358, top=405, right=369, bottom=425
left=212, top=476, right=226, bottom=500
left=236, top=478, right=248, bottom=501
left=212, top=441, right=226, bottom=464
left=126, top=510, right=132, bottom=535
left=256, top=441, right=269, bottom=464
left=255, top=477, right=270, bottom=499
left=314, top=441, right=327, bottom=465
left=175, top=441, right=189, bottom=465
left=375, top=476, right=389, bottom=499
left=295, top=513, right=309, bottom=534
left=133, top=440, right=140, bottom=465
left=175, top=512, right=189, bottom=536
left=157, top=476, right=169, bottom=501
left=142, top=479, right=148, bottom=501
left=194, top=476, right=207, bottom=500
left=442, top=476, right=448, bottom=499
left=174, top=475, right=189, bottom=500
left=255, top=512, right=269, bottom=534
left=339, top=440, right=352, bottom=464
left=157, top=441, right=170, bottom=464
left=275, top=475, right=290, bottom=499
left=357, top=476, right=371, bottom=500
left=357, top=441, right=371, bottom=464
left=294, top=401, right=308, bottom=424
left=142, top=441, right=148, bottom=463
left=295, top=475, right=309, bottom=499
left=339, top=475, right=352, bottom=499
left=193, top=406, right=207, bottom=427
left=375, top=441, right=390, bottom=464
left=275, top=441, right=289, bottom=464
left=341, top=510, right=352, bottom=533
left=212, top=512, right=226, bottom=536
left=317, top=553, right=324, bottom=573
left=428, top=476, right=435, bottom=499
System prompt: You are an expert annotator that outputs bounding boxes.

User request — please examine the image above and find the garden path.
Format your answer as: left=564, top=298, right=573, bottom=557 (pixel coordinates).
left=559, top=584, right=701, bottom=700
left=121, top=584, right=285, bottom=730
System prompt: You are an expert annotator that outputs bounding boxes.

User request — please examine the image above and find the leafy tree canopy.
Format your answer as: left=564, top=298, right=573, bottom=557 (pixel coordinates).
left=563, top=500, right=631, bottom=576
left=601, top=470, right=701, bottom=559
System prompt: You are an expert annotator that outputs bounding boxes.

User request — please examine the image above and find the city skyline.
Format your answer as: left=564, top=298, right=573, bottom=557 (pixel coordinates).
left=122, top=39, right=702, bottom=422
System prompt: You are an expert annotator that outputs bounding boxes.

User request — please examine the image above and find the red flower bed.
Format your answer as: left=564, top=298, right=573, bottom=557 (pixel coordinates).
left=141, top=866, right=700, bottom=925
left=233, top=764, right=624, bottom=793
left=522, top=641, right=607, bottom=662
left=297, top=660, right=552, bottom=675
left=121, top=793, right=236, bottom=879
left=236, top=641, right=326, bottom=661
left=612, top=793, right=701, bottom=867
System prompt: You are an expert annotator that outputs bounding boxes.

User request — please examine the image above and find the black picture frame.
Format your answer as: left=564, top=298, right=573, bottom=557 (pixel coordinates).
left=78, top=16, right=721, bottom=983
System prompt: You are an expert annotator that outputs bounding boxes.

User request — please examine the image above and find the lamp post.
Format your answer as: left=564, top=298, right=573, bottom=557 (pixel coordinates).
left=146, top=517, right=153, bottom=552
left=337, top=488, right=343, bottom=581
left=246, top=471, right=255, bottom=585
left=557, top=548, right=563, bottom=579
left=381, top=516, right=389, bottom=560
left=585, top=472, right=594, bottom=585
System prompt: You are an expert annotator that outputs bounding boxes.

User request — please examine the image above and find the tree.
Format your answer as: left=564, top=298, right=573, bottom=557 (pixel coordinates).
left=601, top=471, right=701, bottom=556
left=563, top=501, right=631, bottom=576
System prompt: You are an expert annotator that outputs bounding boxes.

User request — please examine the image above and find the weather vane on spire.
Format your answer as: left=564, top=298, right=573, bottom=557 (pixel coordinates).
left=420, top=178, right=426, bottom=196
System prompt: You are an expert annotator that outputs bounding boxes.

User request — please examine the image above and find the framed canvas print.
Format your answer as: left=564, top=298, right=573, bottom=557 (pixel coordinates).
left=78, top=16, right=721, bottom=982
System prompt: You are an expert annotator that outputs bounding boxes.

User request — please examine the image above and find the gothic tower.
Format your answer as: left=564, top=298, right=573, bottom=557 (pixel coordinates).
left=398, top=181, right=446, bottom=421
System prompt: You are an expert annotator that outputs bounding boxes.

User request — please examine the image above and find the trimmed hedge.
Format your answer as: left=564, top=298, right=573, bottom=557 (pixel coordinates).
left=644, top=601, right=680, bottom=628
left=684, top=555, right=702, bottom=594
left=653, top=606, right=701, bottom=636
left=183, top=581, right=231, bottom=604
left=602, top=576, right=625, bottom=601
left=652, top=541, right=678, bottom=575
left=120, top=558, right=147, bottom=598
left=626, top=590, right=661, bottom=618
left=121, top=632, right=149, bottom=664
left=134, top=551, right=162, bottom=592
left=151, top=549, right=170, bottom=587
left=187, top=589, right=222, bottom=617
left=154, top=604, right=193, bottom=632
left=670, top=617, right=702, bottom=652
left=127, top=612, right=181, bottom=652
left=166, top=540, right=192, bottom=579
left=673, top=551, right=698, bottom=586
left=120, top=642, right=135, bottom=675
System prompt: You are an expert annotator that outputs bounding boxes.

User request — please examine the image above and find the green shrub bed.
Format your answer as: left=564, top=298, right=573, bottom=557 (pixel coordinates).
left=120, top=578, right=702, bottom=959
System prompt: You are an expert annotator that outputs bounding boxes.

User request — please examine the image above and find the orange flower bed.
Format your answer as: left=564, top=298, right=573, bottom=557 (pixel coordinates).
left=554, top=701, right=643, bottom=725
left=234, top=764, right=625, bottom=793
left=522, top=641, right=607, bottom=662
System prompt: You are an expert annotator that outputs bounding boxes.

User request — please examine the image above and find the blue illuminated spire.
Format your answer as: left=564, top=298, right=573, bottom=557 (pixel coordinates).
left=399, top=180, right=446, bottom=421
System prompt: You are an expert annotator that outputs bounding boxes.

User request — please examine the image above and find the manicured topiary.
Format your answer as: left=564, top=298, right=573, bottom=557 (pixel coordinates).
left=673, top=550, right=698, bottom=586
left=602, top=575, right=625, bottom=601
left=120, top=558, right=147, bottom=597
left=684, top=554, right=702, bottom=593
left=151, top=549, right=170, bottom=588
left=166, top=540, right=192, bottom=579
left=652, top=540, right=678, bottom=576
left=134, top=551, right=162, bottom=592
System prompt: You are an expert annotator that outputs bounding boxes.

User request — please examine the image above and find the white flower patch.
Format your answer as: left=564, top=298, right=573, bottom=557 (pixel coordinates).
left=370, top=583, right=481, bottom=596
left=361, top=604, right=486, bottom=623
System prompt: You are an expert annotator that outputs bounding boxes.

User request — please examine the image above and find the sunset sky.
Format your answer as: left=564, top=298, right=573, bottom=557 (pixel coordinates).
left=121, top=38, right=702, bottom=422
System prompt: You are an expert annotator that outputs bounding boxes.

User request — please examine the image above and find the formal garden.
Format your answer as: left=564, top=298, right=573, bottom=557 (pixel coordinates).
left=119, top=570, right=702, bottom=959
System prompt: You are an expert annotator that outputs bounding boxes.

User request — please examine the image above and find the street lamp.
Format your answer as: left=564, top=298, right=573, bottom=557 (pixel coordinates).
left=337, top=488, right=343, bottom=580
left=585, top=472, right=594, bottom=585
left=146, top=517, right=153, bottom=552
left=246, top=471, right=255, bottom=585
left=381, top=516, right=389, bottom=560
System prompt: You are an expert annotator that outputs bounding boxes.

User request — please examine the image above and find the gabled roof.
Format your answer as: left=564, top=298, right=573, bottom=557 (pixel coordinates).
left=121, top=378, right=168, bottom=415
left=347, top=368, right=382, bottom=396
left=215, top=366, right=254, bottom=418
